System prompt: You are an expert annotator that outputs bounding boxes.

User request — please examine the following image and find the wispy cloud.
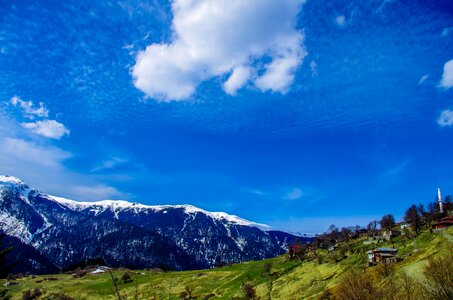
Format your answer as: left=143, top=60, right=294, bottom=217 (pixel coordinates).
left=382, top=159, right=410, bottom=177
left=438, top=109, right=453, bottom=127
left=335, top=15, right=346, bottom=28
left=0, top=137, right=124, bottom=201
left=441, top=27, right=453, bottom=37
left=310, top=60, right=318, bottom=77
left=246, top=185, right=319, bottom=203
left=284, top=187, right=304, bottom=200
left=418, top=74, right=429, bottom=85
left=10, top=96, right=49, bottom=119
left=132, top=0, right=306, bottom=100
left=0, top=137, right=71, bottom=167
left=91, top=156, right=131, bottom=173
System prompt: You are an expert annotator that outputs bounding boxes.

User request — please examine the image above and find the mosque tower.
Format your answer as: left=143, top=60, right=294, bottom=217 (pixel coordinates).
left=438, top=187, right=444, bottom=214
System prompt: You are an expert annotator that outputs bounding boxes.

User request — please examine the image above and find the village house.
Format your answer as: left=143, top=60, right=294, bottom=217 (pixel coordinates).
left=381, top=229, right=401, bottom=241
left=367, top=247, right=398, bottom=266
left=431, top=215, right=453, bottom=232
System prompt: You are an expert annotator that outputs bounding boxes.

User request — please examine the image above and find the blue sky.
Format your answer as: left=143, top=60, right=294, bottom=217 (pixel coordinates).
left=1, top=0, right=453, bottom=233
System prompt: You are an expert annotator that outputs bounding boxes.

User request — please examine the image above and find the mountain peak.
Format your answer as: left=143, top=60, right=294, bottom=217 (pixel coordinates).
left=1, top=175, right=273, bottom=231
left=0, top=175, right=25, bottom=185
left=46, top=196, right=272, bottom=230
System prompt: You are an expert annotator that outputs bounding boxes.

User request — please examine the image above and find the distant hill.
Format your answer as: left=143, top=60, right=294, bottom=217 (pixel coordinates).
left=0, top=175, right=309, bottom=273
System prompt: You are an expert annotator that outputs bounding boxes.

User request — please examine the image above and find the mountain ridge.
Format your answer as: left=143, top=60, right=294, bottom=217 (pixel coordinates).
left=1, top=175, right=274, bottom=232
left=0, top=175, right=311, bottom=273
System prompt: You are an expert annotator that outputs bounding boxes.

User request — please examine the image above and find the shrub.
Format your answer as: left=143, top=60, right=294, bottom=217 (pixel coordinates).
left=6, top=274, right=16, bottom=281
left=333, top=269, right=380, bottom=300
left=202, top=293, right=215, bottom=300
left=72, top=268, right=87, bottom=278
left=42, top=292, right=75, bottom=300
left=262, top=262, right=272, bottom=276
left=179, top=286, right=194, bottom=299
left=242, top=283, right=259, bottom=300
left=316, top=253, right=325, bottom=264
left=318, top=289, right=332, bottom=299
left=44, top=277, right=58, bottom=281
left=121, top=271, right=132, bottom=283
left=421, top=253, right=453, bottom=300
left=375, top=263, right=396, bottom=279
left=394, top=271, right=418, bottom=300
left=22, top=289, right=42, bottom=300
left=0, top=289, right=11, bottom=300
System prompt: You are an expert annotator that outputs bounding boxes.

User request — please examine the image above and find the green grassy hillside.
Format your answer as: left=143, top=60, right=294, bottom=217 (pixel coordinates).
left=1, top=227, right=452, bottom=300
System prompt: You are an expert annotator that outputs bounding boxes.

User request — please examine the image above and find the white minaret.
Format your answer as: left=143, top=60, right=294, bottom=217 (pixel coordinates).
left=438, top=187, right=444, bottom=214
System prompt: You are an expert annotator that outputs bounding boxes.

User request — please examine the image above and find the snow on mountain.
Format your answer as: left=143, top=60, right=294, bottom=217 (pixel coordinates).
left=0, top=175, right=24, bottom=184
left=0, top=175, right=311, bottom=272
left=0, top=175, right=271, bottom=230
left=46, top=195, right=272, bottom=230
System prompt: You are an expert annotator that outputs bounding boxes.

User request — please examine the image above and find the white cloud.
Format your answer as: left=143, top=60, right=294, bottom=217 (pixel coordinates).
left=21, top=120, right=70, bottom=139
left=91, top=156, right=131, bottom=172
left=310, top=60, right=318, bottom=77
left=9, top=96, right=70, bottom=139
left=335, top=15, right=346, bottom=27
left=440, top=59, right=453, bottom=89
left=10, top=96, right=49, bottom=119
left=0, top=137, right=71, bottom=167
left=0, top=105, right=122, bottom=201
left=132, top=0, right=306, bottom=101
left=418, top=74, right=429, bottom=85
left=437, top=109, right=453, bottom=127
left=223, top=66, right=251, bottom=95
left=284, top=187, right=304, bottom=200
left=255, top=54, right=301, bottom=93
left=69, top=185, right=123, bottom=200
left=0, top=137, right=124, bottom=201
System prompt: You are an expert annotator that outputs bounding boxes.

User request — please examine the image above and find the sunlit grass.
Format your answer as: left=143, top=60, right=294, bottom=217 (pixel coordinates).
left=1, top=226, right=452, bottom=299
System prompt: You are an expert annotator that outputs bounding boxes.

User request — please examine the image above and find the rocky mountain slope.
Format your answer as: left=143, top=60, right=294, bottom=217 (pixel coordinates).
left=0, top=175, right=309, bottom=273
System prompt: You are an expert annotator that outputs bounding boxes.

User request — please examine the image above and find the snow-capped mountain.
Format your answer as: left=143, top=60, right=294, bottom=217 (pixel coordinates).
left=0, top=175, right=310, bottom=273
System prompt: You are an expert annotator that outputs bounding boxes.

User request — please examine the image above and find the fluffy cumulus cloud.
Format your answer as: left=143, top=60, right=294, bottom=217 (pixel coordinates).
left=10, top=96, right=49, bottom=119
left=21, top=120, right=70, bottom=139
left=132, top=0, right=306, bottom=101
left=438, top=109, right=453, bottom=127
left=223, top=66, right=252, bottom=96
left=10, top=96, right=70, bottom=139
left=440, top=59, right=453, bottom=89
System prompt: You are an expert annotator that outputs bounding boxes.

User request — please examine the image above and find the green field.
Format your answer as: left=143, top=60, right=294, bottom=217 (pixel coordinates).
left=1, top=227, right=452, bottom=300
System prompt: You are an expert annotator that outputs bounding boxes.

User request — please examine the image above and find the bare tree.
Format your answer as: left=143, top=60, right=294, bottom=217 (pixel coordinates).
left=404, top=205, right=422, bottom=235
left=421, top=253, right=453, bottom=300
left=333, top=269, right=380, bottom=300
left=444, top=195, right=453, bottom=212
left=380, top=214, right=395, bottom=232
